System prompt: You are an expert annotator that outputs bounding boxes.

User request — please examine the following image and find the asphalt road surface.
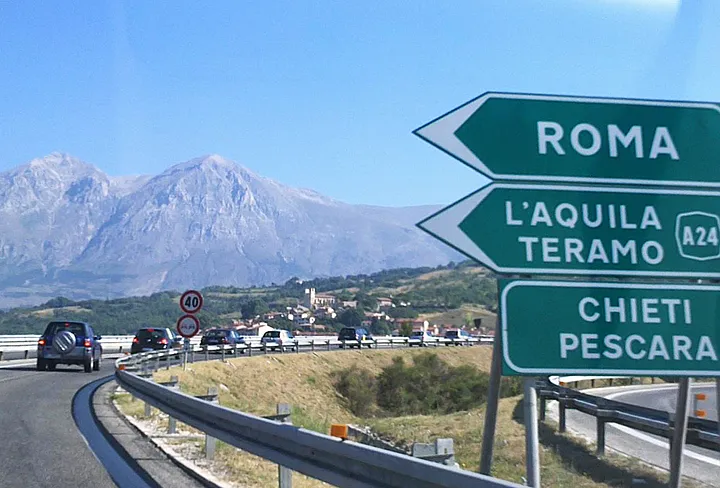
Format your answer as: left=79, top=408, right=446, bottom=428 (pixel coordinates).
left=0, top=362, right=118, bottom=488
left=557, top=382, right=720, bottom=486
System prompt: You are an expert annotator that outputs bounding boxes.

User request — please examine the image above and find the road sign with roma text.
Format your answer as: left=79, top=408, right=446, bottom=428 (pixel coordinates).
left=418, top=183, right=720, bottom=278
left=414, top=92, right=720, bottom=187
left=499, top=280, right=720, bottom=377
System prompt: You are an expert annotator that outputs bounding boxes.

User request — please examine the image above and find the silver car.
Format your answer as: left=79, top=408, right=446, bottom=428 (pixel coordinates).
left=260, top=329, right=296, bottom=352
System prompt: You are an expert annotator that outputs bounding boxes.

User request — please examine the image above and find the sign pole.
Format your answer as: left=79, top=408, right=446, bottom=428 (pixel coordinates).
left=524, top=377, right=540, bottom=488
left=480, top=282, right=503, bottom=475
left=669, top=378, right=692, bottom=488
left=716, top=378, right=720, bottom=444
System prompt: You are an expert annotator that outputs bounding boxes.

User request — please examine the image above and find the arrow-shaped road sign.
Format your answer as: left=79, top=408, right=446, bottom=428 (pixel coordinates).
left=417, top=182, right=720, bottom=278
left=414, top=92, right=720, bottom=188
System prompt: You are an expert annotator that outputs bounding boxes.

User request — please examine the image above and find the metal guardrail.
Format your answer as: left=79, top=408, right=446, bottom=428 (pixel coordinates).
left=539, top=376, right=720, bottom=455
left=114, top=343, right=520, bottom=488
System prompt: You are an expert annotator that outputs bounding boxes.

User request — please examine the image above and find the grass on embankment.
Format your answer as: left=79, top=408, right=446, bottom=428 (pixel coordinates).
left=114, top=347, right=706, bottom=488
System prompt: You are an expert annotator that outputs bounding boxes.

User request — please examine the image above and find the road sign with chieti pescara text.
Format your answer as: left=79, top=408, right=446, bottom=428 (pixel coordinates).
left=500, top=280, right=720, bottom=377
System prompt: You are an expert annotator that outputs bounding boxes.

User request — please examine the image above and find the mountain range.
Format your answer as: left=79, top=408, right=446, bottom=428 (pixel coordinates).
left=0, top=153, right=458, bottom=308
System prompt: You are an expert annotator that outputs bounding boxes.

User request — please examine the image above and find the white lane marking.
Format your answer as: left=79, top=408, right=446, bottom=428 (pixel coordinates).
left=604, top=385, right=720, bottom=467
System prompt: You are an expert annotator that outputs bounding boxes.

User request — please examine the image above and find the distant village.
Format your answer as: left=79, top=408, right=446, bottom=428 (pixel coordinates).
left=223, top=287, right=494, bottom=338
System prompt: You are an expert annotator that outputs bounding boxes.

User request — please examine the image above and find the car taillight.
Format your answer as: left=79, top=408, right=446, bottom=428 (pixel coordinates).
left=159, top=338, right=168, bottom=345
left=132, top=337, right=139, bottom=343
left=221, top=338, right=229, bottom=344
left=84, top=339, right=92, bottom=348
left=38, top=339, right=45, bottom=347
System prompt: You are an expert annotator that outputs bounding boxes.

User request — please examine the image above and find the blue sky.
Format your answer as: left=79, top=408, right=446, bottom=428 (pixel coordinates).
left=0, top=0, right=716, bottom=206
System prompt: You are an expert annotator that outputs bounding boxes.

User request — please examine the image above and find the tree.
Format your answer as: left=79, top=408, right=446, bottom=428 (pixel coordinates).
left=338, top=308, right=364, bottom=328
left=354, top=292, right=377, bottom=311
left=399, top=322, right=413, bottom=337
left=242, top=299, right=269, bottom=319
left=371, top=319, right=392, bottom=336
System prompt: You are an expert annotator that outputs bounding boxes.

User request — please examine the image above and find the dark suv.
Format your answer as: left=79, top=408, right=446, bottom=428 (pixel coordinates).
left=131, top=327, right=182, bottom=354
left=338, top=327, right=373, bottom=348
left=36, top=321, right=103, bottom=372
left=200, top=328, right=245, bottom=348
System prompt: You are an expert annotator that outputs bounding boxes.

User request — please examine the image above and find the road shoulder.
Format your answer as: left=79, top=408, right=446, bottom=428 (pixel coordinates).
left=93, top=379, right=223, bottom=488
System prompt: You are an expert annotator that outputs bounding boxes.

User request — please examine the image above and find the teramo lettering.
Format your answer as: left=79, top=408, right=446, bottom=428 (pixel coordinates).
left=518, top=237, right=663, bottom=265
left=559, top=333, right=718, bottom=362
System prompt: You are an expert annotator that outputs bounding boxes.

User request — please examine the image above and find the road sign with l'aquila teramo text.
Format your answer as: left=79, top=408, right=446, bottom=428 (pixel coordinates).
left=414, top=92, right=720, bottom=188
left=418, top=183, right=720, bottom=278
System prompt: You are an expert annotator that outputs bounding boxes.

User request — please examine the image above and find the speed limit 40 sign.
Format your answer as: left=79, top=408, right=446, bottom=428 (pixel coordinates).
left=180, top=289, right=203, bottom=314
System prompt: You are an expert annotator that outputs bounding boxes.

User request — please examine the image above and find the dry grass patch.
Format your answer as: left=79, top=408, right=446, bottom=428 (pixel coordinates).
left=30, top=306, right=92, bottom=317
left=419, top=305, right=497, bottom=329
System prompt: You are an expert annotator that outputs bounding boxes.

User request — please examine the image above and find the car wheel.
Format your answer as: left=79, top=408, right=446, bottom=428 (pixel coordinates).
left=93, top=356, right=101, bottom=371
left=47, top=361, right=56, bottom=371
left=84, top=360, right=92, bottom=373
left=36, top=359, right=46, bottom=371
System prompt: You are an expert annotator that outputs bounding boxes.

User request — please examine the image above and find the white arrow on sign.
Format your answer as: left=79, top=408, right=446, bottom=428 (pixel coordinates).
left=417, top=184, right=497, bottom=268
left=414, top=93, right=492, bottom=175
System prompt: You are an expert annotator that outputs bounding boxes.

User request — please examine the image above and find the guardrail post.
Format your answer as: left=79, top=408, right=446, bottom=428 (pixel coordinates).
left=277, top=403, right=293, bottom=488
left=248, top=342, right=253, bottom=356
left=559, top=399, right=567, bottom=433
left=221, top=345, right=226, bottom=362
left=596, top=417, right=606, bottom=457
left=311, top=340, right=315, bottom=352
left=24, top=350, right=29, bottom=359
left=204, top=345, right=209, bottom=362
left=159, top=376, right=180, bottom=434
left=295, top=340, right=299, bottom=353
left=326, top=340, right=331, bottom=352
left=196, top=386, right=219, bottom=460
left=539, top=396, right=546, bottom=422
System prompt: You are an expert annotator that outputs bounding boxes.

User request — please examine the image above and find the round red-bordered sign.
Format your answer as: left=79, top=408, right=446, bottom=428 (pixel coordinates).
left=176, top=314, right=201, bottom=338
left=179, top=289, right=203, bottom=314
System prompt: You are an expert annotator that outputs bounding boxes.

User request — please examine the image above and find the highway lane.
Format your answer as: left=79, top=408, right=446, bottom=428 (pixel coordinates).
left=556, top=382, right=720, bottom=487
left=0, top=363, right=119, bottom=487
left=608, top=382, right=717, bottom=421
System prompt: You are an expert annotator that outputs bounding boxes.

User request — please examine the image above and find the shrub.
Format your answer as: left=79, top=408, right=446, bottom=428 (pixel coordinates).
left=332, top=368, right=377, bottom=417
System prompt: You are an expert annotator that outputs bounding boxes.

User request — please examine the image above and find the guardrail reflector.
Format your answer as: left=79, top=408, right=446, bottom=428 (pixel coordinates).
left=118, top=364, right=126, bottom=370
left=695, top=393, right=707, bottom=401
left=330, top=424, right=348, bottom=440
left=695, top=410, right=707, bottom=418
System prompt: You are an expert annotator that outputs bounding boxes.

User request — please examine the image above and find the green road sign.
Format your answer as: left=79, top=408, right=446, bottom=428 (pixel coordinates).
left=417, top=182, right=720, bottom=278
left=414, top=92, right=720, bottom=188
left=500, top=280, right=720, bottom=377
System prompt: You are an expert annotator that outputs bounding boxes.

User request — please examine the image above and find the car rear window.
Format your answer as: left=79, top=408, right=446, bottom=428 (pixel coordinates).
left=446, top=331, right=459, bottom=338
left=45, top=321, right=85, bottom=336
left=136, top=329, right=169, bottom=340
left=265, top=331, right=280, bottom=338
left=205, top=330, right=230, bottom=337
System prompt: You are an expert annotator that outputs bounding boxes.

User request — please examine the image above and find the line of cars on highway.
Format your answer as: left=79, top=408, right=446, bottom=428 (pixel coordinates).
left=34, top=320, right=476, bottom=372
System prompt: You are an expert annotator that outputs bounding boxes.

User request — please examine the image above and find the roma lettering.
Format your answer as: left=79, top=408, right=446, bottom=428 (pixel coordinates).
left=537, top=122, right=679, bottom=160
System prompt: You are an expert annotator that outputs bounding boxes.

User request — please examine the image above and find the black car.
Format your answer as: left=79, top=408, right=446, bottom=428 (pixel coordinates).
left=200, top=328, right=245, bottom=349
left=338, top=327, right=373, bottom=348
left=36, top=321, right=103, bottom=372
left=131, top=327, right=182, bottom=354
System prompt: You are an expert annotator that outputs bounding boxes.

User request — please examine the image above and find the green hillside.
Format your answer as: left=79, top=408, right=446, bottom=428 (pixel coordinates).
left=0, top=260, right=497, bottom=335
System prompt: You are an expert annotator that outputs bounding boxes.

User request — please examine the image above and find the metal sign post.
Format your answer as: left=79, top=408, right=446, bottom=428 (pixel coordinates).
left=523, top=378, right=540, bottom=488
left=480, top=319, right=503, bottom=475
left=669, top=378, right=692, bottom=488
